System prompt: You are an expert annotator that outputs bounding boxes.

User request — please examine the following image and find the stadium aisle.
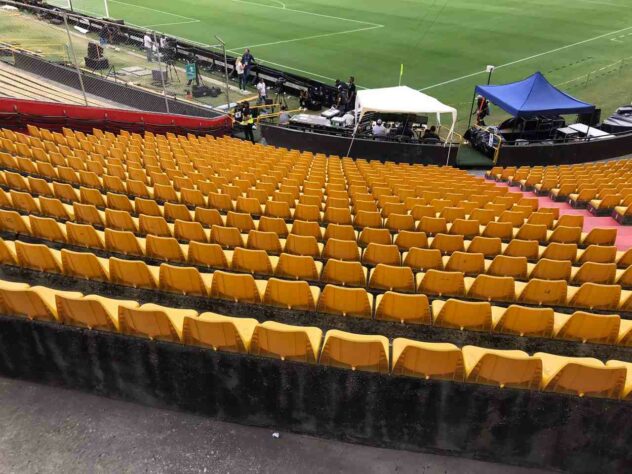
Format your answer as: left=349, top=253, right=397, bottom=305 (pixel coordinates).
left=0, top=377, right=550, bottom=473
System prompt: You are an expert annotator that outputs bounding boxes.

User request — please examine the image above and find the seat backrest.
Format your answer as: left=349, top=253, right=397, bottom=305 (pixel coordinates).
left=183, top=312, right=258, bottom=352
left=209, top=270, right=261, bottom=303
left=321, top=259, right=366, bottom=287
left=433, top=298, right=492, bottom=330
left=467, top=274, right=516, bottom=302
left=317, top=284, right=372, bottom=317
left=61, top=249, right=108, bottom=281
left=15, top=241, right=61, bottom=273
left=362, top=243, right=401, bottom=266
left=572, top=262, right=616, bottom=285
left=250, top=320, right=322, bottom=363
left=503, top=239, right=539, bottom=260
left=530, top=258, right=572, bottom=280
left=119, top=303, right=188, bottom=342
left=445, top=251, right=484, bottom=274
left=392, top=339, right=464, bottom=380
left=375, top=292, right=430, bottom=324
left=463, top=346, right=542, bottom=389
left=320, top=329, right=389, bottom=373
left=369, top=264, right=415, bottom=292
left=518, top=278, right=568, bottom=305
left=495, top=305, right=554, bottom=337
left=555, top=311, right=620, bottom=344
left=569, top=282, right=621, bottom=310
left=109, top=257, right=158, bottom=289
left=393, top=230, right=427, bottom=250
left=159, top=263, right=208, bottom=296
left=0, top=282, right=57, bottom=321
left=430, top=233, right=464, bottom=254
left=418, top=269, right=465, bottom=296
left=323, top=238, right=360, bottom=261
left=487, top=255, right=527, bottom=278
left=274, top=253, right=319, bottom=281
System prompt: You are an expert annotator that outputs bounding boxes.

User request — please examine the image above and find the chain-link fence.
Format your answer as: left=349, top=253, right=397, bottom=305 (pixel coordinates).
left=0, top=0, right=301, bottom=119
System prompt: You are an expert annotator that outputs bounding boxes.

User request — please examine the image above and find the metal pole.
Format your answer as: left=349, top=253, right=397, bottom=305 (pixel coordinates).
left=68, top=0, right=74, bottom=13
left=63, top=13, right=88, bottom=107
left=154, top=32, right=170, bottom=114
left=215, top=35, right=231, bottom=108
left=103, top=0, right=110, bottom=18
left=466, top=91, right=476, bottom=130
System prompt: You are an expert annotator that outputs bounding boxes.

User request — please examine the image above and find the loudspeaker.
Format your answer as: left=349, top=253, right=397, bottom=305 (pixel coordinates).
left=577, top=108, right=601, bottom=126
left=152, top=69, right=168, bottom=83
left=87, top=42, right=104, bottom=59
left=84, top=56, right=109, bottom=70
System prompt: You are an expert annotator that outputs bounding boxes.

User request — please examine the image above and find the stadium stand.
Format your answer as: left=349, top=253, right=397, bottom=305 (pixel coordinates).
left=0, top=115, right=629, bottom=472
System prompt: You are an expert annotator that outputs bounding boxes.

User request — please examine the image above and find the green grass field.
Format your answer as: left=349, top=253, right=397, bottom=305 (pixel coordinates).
left=48, top=0, right=632, bottom=126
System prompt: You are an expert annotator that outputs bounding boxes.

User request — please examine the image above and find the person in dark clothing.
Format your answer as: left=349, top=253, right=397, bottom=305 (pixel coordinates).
left=241, top=48, right=255, bottom=85
left=422, top=125, right=441, bottom=142
left=474, top=95, right=490, bottom=126
left=243, top=109, right=255, bottom=143
left=346, top=76, right=356, bottom=112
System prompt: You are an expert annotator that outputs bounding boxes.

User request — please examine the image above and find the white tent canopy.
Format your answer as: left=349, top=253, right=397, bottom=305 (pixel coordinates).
left=354, top=86, right=457, bottom=140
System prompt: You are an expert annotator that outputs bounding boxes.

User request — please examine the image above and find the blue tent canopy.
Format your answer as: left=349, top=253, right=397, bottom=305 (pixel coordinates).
left=475, top=72, right=595, bottom=118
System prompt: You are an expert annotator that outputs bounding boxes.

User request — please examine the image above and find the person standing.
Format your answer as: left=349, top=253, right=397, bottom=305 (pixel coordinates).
left=256, top=78, right=267, bottom=105
left=243, top=108, right=255, bottom=143
left=235, top=58, right=245, bottom=91
left=372, top=119, right=388, bottom=137
left=347, top=76, right=357, bottom=112
left=242, top=48, right=255, bottom=84
left=143, top=32, right=153, bottom=62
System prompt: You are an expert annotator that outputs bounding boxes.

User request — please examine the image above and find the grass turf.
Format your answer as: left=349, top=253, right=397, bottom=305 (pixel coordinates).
left=45, top=0, right=632, bottom=128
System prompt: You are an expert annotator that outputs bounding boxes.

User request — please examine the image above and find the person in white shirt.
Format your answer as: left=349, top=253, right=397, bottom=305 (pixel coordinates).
left=143, top=32, right=153, bottom=62
left=342, top=112, right=355, bottom=127
left=235, top=58, right=245, bottom=91
left=256, top=78, right=267, bottom=105
left=278, top=105, right=291, bottom=125
left=372, top=118, right=388, bottom=137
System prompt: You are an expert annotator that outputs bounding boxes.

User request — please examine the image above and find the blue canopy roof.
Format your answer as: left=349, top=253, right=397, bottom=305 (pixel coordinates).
left=475, top=72, right=595, bottom=117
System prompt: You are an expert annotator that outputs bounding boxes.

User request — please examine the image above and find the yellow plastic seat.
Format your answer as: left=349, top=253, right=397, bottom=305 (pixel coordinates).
left=582, top=228, right=617, bottom=247
left=354, top=210, right=383, bottom=229
left=210, top=225, right=245, bottom=249
left=15, top=241, right=62, bottom=273
left=320, top=329, right=389, bottom=373
left=317, top=284, right=373, bottom=318
left=486, top=255, right=528, bottom=278
left=554, top=311, right=620, bottom=344
left=294, top=203, right=322, bottom=222
left=61, top=249, right=109, bottom=281
left=284, top=234, right=322, bottom=258
left=393, top=230, right=427, bottom=250
left=483, top=221, right=513, bottom=240
left=109, top=257, right=159, bottom=289
left=444, top=251, right=484, bottom=274
left=322, top=238, right=360, bottom=261
left=226, top=211, right=256, bottom=233
left=385, top=213, right=415, bottom=232
left=29, top=215, right=67, bottom=243
left=231, top=247, right=275, bottom=275
left=418, top=216, right=448, bottom=235
left=39, top=197, right=73, bottom=221
left=463, top=346, right=542, bottom=390
left=73, top=203, right=104, bottom=227
left=209, top=270, right=265, bottom=303
left=536, top=352, right=626, bottom=398
left=139, top=214, right=172, bottom=238
left=173, top=220, right=208, bottom=243
left=392, top=339, right=464, bottom=380
left=164, top=203, right=193, bottom=223
left=431, top=299, right=492, bottom=331
left=250, top=321, right=322, bottom=363
left=263, top=278, right=320, bottom=310
left=540, top=242, right=578, bottom=262
left=104, top=228, right=144, bottom=256
left=430, top=233, right=464, bottom=254
left=145, top=235, right=186, bottom=262
left=0, top=210, right=31, bottom=234
left=368, top=264, right=415, bottom=292
left=375, top=292, right=430, bottom=324
left=186, top=241, right=230, bottom=269
left=547, top=226, right=582, bottom=244
left=492, top=305, right=554, bottom=337
left=194, top=207, right=224, bottom=228
left=466, top=274, right=515, bottom=301
left=183, top=312, right=257, bottom=352
left=321, top=259, right=367, bottom=287
left=503, top=239, right=539, bottom=260
left=449, top=218, right=480, bottom=238
left=516, top=278, right=567, bottom=306
left=528, top=258, right=572, bottom=281
left=120, top=303, right=197, bottom=342
left=273, top=253, right=320, bottom=281
left=79, top=186, right=105, bottom=208
left=605, top=360, right=632, bottom=400
left=57, top=293, right=138, bottom=331
left=10, top=190, right=40, bottom=214
left=358, top=227, right=392, bottom=247
left=571, top=262, right=616, bottom=285
left=403, top=248, right=443, bottom=271
left=567, top=282, right=621, bottom=310
left=247, top=230, right=283, bottom=254
left=324, top=206, right=352, bottom=225
left=467, top=236, right=501, bottom=257
left=578, top=245, right=617, bottom=264
left=259, top=216, right=290, bottom=237
left=159, top=263, right=212, bottom=296
left=0, top=281, right=80, bottom=322
left=416, top=270, right=465, bottom=297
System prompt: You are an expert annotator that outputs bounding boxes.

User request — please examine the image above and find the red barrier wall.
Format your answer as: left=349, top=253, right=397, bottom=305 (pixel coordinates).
left=0, top=98, right=232, bottom=136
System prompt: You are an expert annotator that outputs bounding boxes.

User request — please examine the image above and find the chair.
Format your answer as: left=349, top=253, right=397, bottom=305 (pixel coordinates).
left=432, top=299, right=492, bottom=331
left=392, top=339, right=464, bottom=380
left=39, top=197, right=72, bottom=221
left=541, top=242, right=578, bottom=262
left=503, top=239, right=539, bottom=260
left=536, top=352, right=626, bottom=398
left=61, top=249, right=109, bottom=281
left=174, top=220, right=208, bottom=243
left=139, top=215, right=172, bottom=238
left=135, top=198, right=162, bottom=217
left=164, top=203, right=193, bottom=222
left=466, top=274, right=515, bottom=302
left=571, top=262, right=616, bottom=285
left=418, top=216, right=448, bottom=235
left=322, top=238, right=361, bottom=261
left=486, top=255, right=527, bottom=278
left=0, top=210, right=31, bottom=235
left=529, top=258, right=572, bottom=280
left=317, top=285, right=373, bottom=318
left=359, top=227, right=392, bottom=247
left=145, top=235, right=186, bottom=262
left=417, top=270, right=465, bottom=296
left=226, top=211, right=256, bottom=233
left=492, top=305, right=554, bottom=337
left=0, top=281, right=80, bottom=322
left=104, top=229, right=144, bottom=256
left=263, top=278, right=320, bottom=310
left=194, top=207, right=224, bottom=228
left=385, top=213, right=415, bottom=232
left=158, top=264, right=211, bottom=296
left=183, top=312, right=258, bottom=352
left=578, top=245, right=617, bottom=264
left=109, top=257, right=159, bottom=289
left=393, top=230, right=427, bottom=250
left=462, top=346, right=542, bottom=390
left=403, top=248, right=443, bottom=272
left=210, top=225, right=245, bottom=249
left=324, top=206, right=352, bottom=225
left=548, top=226, right=582, bottom=244
left=430, top=234, right=464, bottom=254
left=209, top=271, right=265, bottom=303
left=284, top=234, right=322, bottom=258
left=15, top=241, right=62, bottom=273
left=29, top=215, right=67, bottom=243
left=375, top=292, right=430, bottom=324
left=120, top=303, right=196, bottom=342
left=516, top=279, right=567, bottom=306
left=354, top=210, right=383, bottom=229
left=581, top=228, right=617, bottom=247
left=187, top=241, right=230, bottom=269
left=605, top=360, right=632, bottom=399
left=250, top=321, right=322, bottom=363
left=567, top=282, right=621, bottom=310
left=320, top=329, right=389, bottom=373
left=321, top=259, right=367, bottom=287
left=444, top=251, right=484, bottom=274
left=554, top=311, right=620, bottom=344
left=483, top=221, right=513, bottom=240
left=449, top=219, right=480, bottom=238
left=362, top=243, right=401, bottom=266
left=57, top=293, right=138, bottom=331
left=232, top=247, right=275, bottom=275
left=368, top=264, right=415, bottom=292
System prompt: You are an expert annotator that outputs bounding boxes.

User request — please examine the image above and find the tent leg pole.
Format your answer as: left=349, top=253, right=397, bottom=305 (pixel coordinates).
left=466, top=91, right=476, bottom=130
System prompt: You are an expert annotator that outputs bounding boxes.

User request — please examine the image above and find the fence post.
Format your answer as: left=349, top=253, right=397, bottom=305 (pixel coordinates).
left=215, top=35, right=231, bottom=108
left=153, top=32, right=170, bottom=114
left=63, top=13, right=89, bottom=106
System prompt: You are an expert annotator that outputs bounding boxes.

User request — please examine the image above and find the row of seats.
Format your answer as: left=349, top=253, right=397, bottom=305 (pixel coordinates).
left=0, top=277, right=629, bottom=399
left=6, top=237, right=632, bottom=327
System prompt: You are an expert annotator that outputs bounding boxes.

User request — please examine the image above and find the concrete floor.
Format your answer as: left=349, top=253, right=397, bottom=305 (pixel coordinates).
left=0, top=377, right=552, bottom=474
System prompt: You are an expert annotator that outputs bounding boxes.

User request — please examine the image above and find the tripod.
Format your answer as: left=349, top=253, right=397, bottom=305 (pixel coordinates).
left=165, top=60, right=180, bottom=83
left=274, top=84, right=288, bottom=109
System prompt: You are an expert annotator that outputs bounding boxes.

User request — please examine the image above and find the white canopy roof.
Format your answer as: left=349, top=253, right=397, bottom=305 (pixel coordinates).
left=354, top=86, right=457, bottom=138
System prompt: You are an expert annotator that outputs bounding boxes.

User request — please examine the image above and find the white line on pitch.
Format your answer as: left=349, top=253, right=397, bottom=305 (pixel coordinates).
left=141, top=19, right=201, bottom=28
left=109, top=0, right=199, bottom=21
left=419, top=24, right=632, bottom=91
left=228, top=0, right=382, bottom=27
left=230, top=24, right=383, bottom=50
